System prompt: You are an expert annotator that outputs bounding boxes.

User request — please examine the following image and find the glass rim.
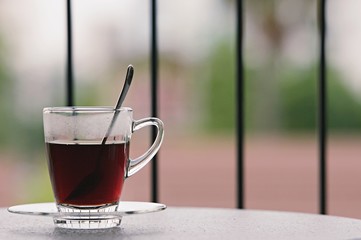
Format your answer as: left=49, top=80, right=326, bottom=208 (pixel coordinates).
left=43, top=106, right=132, bottom=113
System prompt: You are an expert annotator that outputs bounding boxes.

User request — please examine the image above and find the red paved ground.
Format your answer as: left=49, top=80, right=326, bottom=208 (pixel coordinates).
left=124, top=134, right=361, bottom=219
left=1, top=135, right=361, bottom=219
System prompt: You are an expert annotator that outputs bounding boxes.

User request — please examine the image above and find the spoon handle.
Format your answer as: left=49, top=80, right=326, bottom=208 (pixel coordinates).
left=102, top=65, right=134, bottom=144
left=115, top=65, right=134, bottom=109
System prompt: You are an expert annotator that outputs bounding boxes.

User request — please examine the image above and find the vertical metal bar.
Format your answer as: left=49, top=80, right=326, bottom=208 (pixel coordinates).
left=150, top=0, right=159, bottom=203
left=236, top=0, right=245, bottom=209
left=66, top=0, right=74, bottom=106
left=318, top=0, right=327, bottom=215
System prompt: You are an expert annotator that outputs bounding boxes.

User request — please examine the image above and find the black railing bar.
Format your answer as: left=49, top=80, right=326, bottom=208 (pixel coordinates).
left=318, top=0, right=327, bottom=215
left=66, top=0, right=74, bottom=106
left=236, top=0, right=245, bottom=209
left=150, top=0, right=159, bottom=203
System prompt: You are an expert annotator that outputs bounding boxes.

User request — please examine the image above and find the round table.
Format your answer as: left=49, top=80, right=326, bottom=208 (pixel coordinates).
left=1, top=207, right=361, bottom=239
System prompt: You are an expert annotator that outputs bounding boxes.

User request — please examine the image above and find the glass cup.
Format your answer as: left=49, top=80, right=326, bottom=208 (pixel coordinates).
left=43, top=107, right=164, bottom=229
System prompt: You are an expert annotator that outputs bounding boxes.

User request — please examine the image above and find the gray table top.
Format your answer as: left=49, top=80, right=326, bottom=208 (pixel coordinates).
left=2, top=206, right=361, bottom=240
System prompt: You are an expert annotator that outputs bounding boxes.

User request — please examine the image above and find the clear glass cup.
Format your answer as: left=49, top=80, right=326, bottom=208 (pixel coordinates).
left=43, top=107, right=164, bottom=229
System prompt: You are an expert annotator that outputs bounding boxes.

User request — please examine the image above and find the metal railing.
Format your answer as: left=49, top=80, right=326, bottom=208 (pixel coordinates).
left=318, top=0, right=327, bottom=215
left=65, top=0, right=328, bottom=214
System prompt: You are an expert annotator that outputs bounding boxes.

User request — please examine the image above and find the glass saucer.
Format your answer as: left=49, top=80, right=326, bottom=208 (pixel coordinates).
left=8, top=201, right=166, bottom=229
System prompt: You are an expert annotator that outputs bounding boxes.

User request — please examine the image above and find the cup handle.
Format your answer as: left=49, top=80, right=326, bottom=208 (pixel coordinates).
left=126, top=117, right=164, bottom=178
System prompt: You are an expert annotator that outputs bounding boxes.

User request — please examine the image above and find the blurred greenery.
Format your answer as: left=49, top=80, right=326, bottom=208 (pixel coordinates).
left=202, top=40, right=361, bottom=134
left=280, top=66, right=361, bottom=132
left=203, top=41, right=236, bottom=133
left=1, top=38, right=361, bottom=157
left=0, top=36, right=44, bottom=156
left=0, top=36, right=15, bottom=149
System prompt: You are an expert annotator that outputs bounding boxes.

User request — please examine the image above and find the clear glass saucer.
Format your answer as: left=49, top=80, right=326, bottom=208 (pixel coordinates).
left=8, top=201, right=166, bottom=229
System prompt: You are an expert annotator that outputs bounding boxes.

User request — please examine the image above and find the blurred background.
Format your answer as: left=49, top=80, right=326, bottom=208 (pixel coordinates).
left=1, top=0, right=361, bottom=218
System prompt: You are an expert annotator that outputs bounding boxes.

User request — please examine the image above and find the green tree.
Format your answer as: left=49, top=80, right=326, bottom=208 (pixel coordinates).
left=203, top=42, right=236, bottom=133
left=0, top=36, right=15, bottom=148
left=280, top=66, right=361, bottom=132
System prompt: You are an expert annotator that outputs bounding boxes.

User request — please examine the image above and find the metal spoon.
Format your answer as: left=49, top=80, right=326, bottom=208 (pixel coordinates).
left=102, top=65, right=134, bottom=144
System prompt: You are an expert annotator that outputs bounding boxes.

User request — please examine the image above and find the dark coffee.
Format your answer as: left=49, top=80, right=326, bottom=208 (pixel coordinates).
left=46, top=141, right=129, bottom=206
